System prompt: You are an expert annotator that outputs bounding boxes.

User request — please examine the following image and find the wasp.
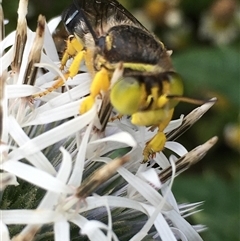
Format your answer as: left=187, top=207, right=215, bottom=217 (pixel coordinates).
left=33, top=0, right=201, bottom=162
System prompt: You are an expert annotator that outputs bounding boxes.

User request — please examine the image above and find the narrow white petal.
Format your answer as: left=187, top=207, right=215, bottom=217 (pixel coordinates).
left=138, top=168, right=161, bottom=189
left=161, top=188, right=179, bottom=213
left=0, top=31, right=16, bottom=51
left=155, top=152, right=171, bottom=169
left=0, top=172, right=19, bottom=190
left=17, top=29, right=36, bottom=85
left=1, top=161, right=72, bottom=194
left=131, top=204, right=177, bottom=241
left=165, top=141, right=188, bottom=156
left=0, top=221, right=10, bottom=241
left=57, top=147, right=72, bottom=183
left=179, top=202, right=204, bottom=215
left=81, top=196, right=148, bottom=215
left=167, top=210, right=204, bottom=241
left=54, top=220, right=70, bottom=241
left=68, top=123, right=92, bottom=186
left=44, top=20, right=59, bottom=61
left=25, top=99, right=82, bottom=126
left=164, top=115, right=184, bottom=133
left=117, top=166, right=172, bottom=211
left=8, top=116, right=56, bottom=175
left=36, top=159, right=79, bottom=209
left=81, top=220, right=119, bottom=241
left=1, top=74, right=9, bottom=143
left=7, top=85, right=40, bottom=98
left=47, top=16, right=62, bottom=34
left=9, top=109, right=96, bottom=160
left=171, top=228, right=188, bottom=241
left=2, top=210, right=62, bottom=224
left=89, top=132, right=137, bottom=147
left=30, top=77, right=91, bottom=113
left=35, top=71, right=57, bottom=87
left=71, top=215, right=107, bottom=241
left=38, top=191, right=63, bottom=210
left=39, top=51, right=59, bottom=68
left=0, top=47, right=13, bottom=74
left=153, top=213, right=177, bottom=241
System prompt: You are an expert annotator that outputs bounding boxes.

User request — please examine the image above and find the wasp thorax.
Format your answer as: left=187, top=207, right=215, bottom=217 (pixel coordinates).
left=110, top=77, right=143, bottom=115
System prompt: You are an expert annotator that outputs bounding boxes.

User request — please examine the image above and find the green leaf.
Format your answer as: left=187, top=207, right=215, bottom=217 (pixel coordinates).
left=173, top=174, right=240, bottom=241
left=173, top=46, right=240, bottom=108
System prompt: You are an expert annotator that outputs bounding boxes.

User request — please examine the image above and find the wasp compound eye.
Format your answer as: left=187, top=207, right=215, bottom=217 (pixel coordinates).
left=110, top=77, right=143, bottom=115
left=62, top=4, right=80, bottom=34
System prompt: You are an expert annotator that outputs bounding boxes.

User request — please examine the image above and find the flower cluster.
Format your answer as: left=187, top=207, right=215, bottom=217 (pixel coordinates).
left=0, top=0, right=217, bottom=240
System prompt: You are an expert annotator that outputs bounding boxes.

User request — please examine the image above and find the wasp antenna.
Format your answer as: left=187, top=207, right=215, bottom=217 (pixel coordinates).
left=73, top=0, right=99, bottom=45
left=167, top=95, right=217, bottom=105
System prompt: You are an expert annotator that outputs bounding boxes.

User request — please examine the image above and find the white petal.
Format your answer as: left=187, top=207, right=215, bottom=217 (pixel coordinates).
left=71, top=215, right=107, bottom=241
left=25, top=99, right=82, bottom=126
left=0, top=31, right=16, bottom=51
left=165, top=141, right=188, bottom=156
left=68, top=123, right=92, bottom=186
left=35, top=71, right=58, bottom=87
left=1, top=161, right=72, bottom=194
left=153, top=213, right=177, bottom=241
left=164, top=115, right=184, bottom=133
left=0, top=172, right=19, bottom=190
left=138, top=168, right=161, bottom=189
left=9, top=109, right=96, bottom=160
left=57, top=148, right=72, bottom=183
left=37, top=162, right=79, bottom=209
left=0, top=47, right=13, bottom=74
left=39, top=52, right=59, bottom=70
left=161, top=188, right=179, bottom=213
left=17, top=29, right=36, bottom=85
left=2, top=210, right=62, bottom=224
left=1, top=74, right=8, bottom=143
left=54, top=220, right=70, bottom=241
left=44, top=19, right=59, bottom=61
left=171, top=228, right=188, bottom=241
left=7, top=85, right=40, bottom=98
left=81, top=196, right=146, bottom=215
left=30, top=76, right=91, bottom=113
left=89, top=132, right=137, bottom=147
left=47, top=16, right=62, bottom=34
left=166, top=210, right=204, bottom=241
left=8, top=116, right=56, bottom=175
left=0, top=221, right=10, bottom=241
left=117, top=166, right=172, bottom=211
left=155, top=152, right=171, bottom=169
left=81, top=220, right=119, bottom=241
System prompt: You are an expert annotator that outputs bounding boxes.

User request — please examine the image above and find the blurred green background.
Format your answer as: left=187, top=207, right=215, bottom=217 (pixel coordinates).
left=2, top=0, right=239, bottom=240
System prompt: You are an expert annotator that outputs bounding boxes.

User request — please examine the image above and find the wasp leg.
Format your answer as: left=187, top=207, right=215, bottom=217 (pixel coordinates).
left=80, top=67, right=110, bottom=114
left=140, top=108, right=174, bottom=163
left=32, top=50, right=84, bottom=98
left=60, top=35, right=83, bottom=70
left=110, top=114, right=124, bottom=122
left=32, top=36, right=85, bottom=98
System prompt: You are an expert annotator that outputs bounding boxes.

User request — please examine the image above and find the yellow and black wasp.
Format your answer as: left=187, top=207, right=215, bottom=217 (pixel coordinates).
left=33, top=0, right=202, bottom=162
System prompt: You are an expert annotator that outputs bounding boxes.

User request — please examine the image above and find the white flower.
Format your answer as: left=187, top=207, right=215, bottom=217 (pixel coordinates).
left=199, top=0, right=240, bottom=45
left=0, top=1, right=217, bottom=240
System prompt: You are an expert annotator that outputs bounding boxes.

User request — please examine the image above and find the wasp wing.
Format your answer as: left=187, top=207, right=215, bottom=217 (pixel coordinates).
left=74, top=0, right=147, bottom=30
